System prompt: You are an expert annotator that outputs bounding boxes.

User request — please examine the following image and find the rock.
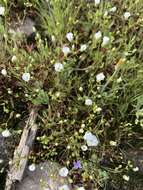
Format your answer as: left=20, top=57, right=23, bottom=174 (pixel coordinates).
left=15, top=161, right=72, bottom=190
left=16, top=17, right=35, bottom=37
left=0, top=134, right=15, bottom=166
left=0, top=134, right=16, bottom=190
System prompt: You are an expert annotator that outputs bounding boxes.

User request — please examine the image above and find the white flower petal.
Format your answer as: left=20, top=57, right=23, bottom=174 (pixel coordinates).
left=96, top=72, right=105, bottom=82
left=59, top=167, right=69, bottom=177
left=81, top=145, right=88, bottom=151
left=80, top=44, right=87, bottom=52
left=28, top=164, right=36, bottom=171
left=0, top=6, right=5, bottom=16
left=124, top=12, right=131, bottom=20
left=123, top=175, right=130, bottom=181
left=109, top=6, right=117, bottom=13
left=1, top=69, right=7, bottom=76
left=11, top=55, right=17, bottom=63
left=94, top=31, right=102, bottom=40
left=22, top=73, right=30, bottom=82
left=62, top=46, right=70, bottom=55
left=51, top=35, right=56, bottom=42
left=95, top=0, right=100, bottom=6
left=2, top=129, right=11, bottom=137
left=85, top=98, right=93, bottom=106
left=66, top=32, right=73, bottom=42
left=102, top=36, right=110, bottom=46
left=54, top=62, right=64, bottom=72
left=0, top=159, right=4, bottom=164
left=133, top=167, right=139, bottom=172
left=117, top=77, right=122, bottom=83
left=84, top=131, right=99, bottom=147
left=109, top=141, right=117, bottom=146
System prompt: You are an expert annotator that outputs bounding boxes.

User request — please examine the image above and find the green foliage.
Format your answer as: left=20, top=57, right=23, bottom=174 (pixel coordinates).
left=1, top=0, right=143, bottom=189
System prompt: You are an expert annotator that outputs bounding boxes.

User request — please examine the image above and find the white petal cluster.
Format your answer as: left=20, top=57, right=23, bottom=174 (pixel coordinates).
left=66, top=32, right=73, bottom=42
left=0, top=6, right=5, bottom=16
left=62, top=46, right=71, bottom=56
left=59, top=167, right=69, bottom=177
left=81, top=145, right=88, bottom=151
left=123, top=175, right=130, bottom=181
left=124, top=12, right=131, bottom=20
left=22, top=73, right=30, bottom=82
left=28, top=164, right=36, bottom=171
left=80, top=44, right=87, bottom=52
left=83, top=131, right=99, bottom=147
left=95, top=0, right=100, bottom=6
left=96, top=72, right=105, bottom=82
left=11, top=55, right=17, bottom=63
left=94, top=31, right=102, bottom=40
left=2, top=129, right=11, bottom=137
left=109, top=141, right=117, bottom=146
left=85, top=98, right=93, bottom=106
left=109, top=6, right=117, bottom=13
left=102, top=36, right=110, bottom=46
left=1, top=68, right=7, bottom=76
left=54, top=62, right=64, bottom=72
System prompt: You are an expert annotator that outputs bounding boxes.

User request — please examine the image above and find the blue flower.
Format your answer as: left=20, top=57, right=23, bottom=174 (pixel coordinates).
left=73, top=160, right=82, bottom=169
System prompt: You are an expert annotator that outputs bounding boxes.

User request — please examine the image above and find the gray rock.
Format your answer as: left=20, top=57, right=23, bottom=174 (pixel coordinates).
left=16, top=17, right=35, bottom=37
left=0, top=134, right=14, bottom=165
left=15, top=161, right=72, bottom=190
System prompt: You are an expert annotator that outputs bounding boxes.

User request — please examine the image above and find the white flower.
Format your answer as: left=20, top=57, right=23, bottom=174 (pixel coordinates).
left=133, top=167, right=139, bottom=172
left=83, top=131, right=99, bottom=147
left=124, top=12, right=131, bottom=20
left=22, top=73, right=30, bottom=82
left=0, top=6, right=5, bottom=16
left=79, top=128, right=84, bottom=133
left=11, top=55, right=17, bottom=63
left=123, top=175, right=130, bottom=181
left=96, top=107, right=102, bottom=113
left=109, top=6, right=117, bottom=13
left=79, top=87, right=83, bottom=92
left=102, top=36, right=110, bottom=46
left=16, top=113, right=21, bottom=118
left=77, top=187, right=85, bottom=190
left=104, top=10, right=108, bottom=17
left=95, top=0, right=100, bottom=6
left=59, top=167, right=69, bottom=177
left=80, top=44, right=87, bottom=52
left=117, top=77, right=122, bottom=83
left=109, top=141, right=117, bottom=146
left=2, top=129, right=11, bottom=137
left=62, top=46, right=70, bottom=56
left=0, top=159, right=3, bottom=164
left=54, top=62, right=64, bottom=72
left=1, top=68, right=7, bottom=76
left=94, top=31, right=102, bottom=40
left=85, top=98, right=93, bottom=106
left=51, top=35, right=56, bottom=42
left=59, top=184, right=70, bottom=190
left=81, top=145, right=88, bottom=151
left=66, top=32, right=73, bottom=42
left=81, top=123, right=85, bottom=128
left=72, top=44, right=75, bottom=50
left=96, top=72, right=105, bottom=82
left=28, top=164, right=36, bottom=171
